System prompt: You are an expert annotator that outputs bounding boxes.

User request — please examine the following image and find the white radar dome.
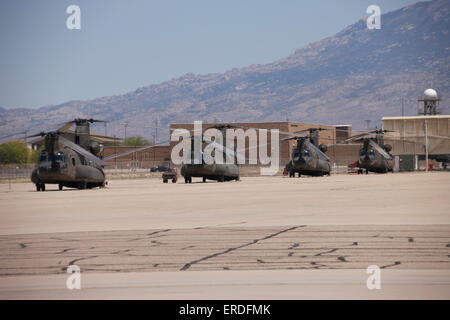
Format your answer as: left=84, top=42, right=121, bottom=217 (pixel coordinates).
left=424, top=88, right=438, bottom=99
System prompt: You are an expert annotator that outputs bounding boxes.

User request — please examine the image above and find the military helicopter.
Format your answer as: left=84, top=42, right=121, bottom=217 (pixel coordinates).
left=28, top=119, right=119, bottom=191
left=178, top=125, right=241, bottom=183
left=344, top=129, right=394, bottom=174
left=174, top=124, right=335, bottom=181
left=283, top=128, right=332, bottom=177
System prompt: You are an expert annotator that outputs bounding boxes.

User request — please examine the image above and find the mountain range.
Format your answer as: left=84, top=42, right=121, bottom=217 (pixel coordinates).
left=1, top=0, right=449, bottom=140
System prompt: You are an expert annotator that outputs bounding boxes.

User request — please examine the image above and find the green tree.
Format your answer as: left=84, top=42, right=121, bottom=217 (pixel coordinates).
left=0, top=140, right=30, bottom=164
left=122, top=136, right=152, bottom=146
left=29, top=146, right=44, bottom=163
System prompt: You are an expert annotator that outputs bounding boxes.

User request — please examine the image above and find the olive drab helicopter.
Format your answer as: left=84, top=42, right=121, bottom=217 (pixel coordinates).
left=345, top=129, right=395, bottom=174
left=173, top=124, right=335, bottom=181
left=98, top=123, right=242, bottom=184
left=178, top=125, right=242, bottom=183
left=283, top=128, right=332, bottom=177
left=28, top=119, right=119, bottom=191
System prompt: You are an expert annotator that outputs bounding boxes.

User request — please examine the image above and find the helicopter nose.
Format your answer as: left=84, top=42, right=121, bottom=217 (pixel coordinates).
left=358, top=155, right=368, bottom=165
left=294, top=156, right=306, bottom=164
left=38, top=161, right=52, bottom=170
left=361, top=155, right=376, bottom=167
left=39, top=160, right=61, bottom=172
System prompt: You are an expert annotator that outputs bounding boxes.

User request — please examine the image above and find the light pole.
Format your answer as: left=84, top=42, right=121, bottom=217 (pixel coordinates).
left=114, top=135, right=117, bottom=169
left=154, top=119, right=158, bottom=145
left=424, top=119, right=429, bottom=172
left=120, top=122, right=129, bottom=142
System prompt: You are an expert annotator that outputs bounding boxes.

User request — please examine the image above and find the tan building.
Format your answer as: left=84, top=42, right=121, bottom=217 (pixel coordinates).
left=382, top=115, right=450, bottom=156
left=327, top=144, right=361, bottom=166
left=382, top=115, right=450, bottom=170
left=103, top=145, right=170, bottom=169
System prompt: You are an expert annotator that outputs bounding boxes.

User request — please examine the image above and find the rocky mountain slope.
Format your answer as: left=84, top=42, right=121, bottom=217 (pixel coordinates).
left=1, top=0, right=449, bottom=140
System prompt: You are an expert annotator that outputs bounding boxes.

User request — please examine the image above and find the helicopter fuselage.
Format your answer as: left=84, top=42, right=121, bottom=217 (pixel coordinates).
left=356, top=139, right=394, bottom=173
left=31, top=147, right=105, bottom=189
left=286, top=140, right=331, bottom=176
left=357, top=155, right=393, bottom=173
left=181, top=163, right=239, bottom=182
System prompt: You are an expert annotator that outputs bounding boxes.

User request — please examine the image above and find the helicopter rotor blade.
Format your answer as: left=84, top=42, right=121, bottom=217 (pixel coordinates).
left=281, top=136, right=303, bottom=141
left=368, top=139, right=392, bottom=160
left=57, top=135, right=106, bottom=167
left=56, top=121, right=77, bottom=133
left=55, top=118, right=108, bottom=133
left=0, top=120, right=73, bottom=142
left=87, top=119, right=107, bottom=123
left=292, top=127, right=332, bottom=134
left=23, top=132, right=46, bottom=139
left=169, top=124, right=308, bottom=140
left=103, top=140, right=171, bottom=161
left=203, top=137, right=247, bottom=163
left=231, top=124, right=306, bottom=138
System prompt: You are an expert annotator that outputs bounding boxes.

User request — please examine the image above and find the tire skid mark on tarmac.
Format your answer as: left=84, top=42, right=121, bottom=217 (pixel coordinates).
left=0, top=225, right=449, bottom=276
left=180, top=226, right=302, bottom=271
left=127, top=229, right=171, bottom=242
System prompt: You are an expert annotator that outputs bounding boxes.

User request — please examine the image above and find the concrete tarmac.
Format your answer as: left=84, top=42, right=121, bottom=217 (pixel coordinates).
left=0, top=172, right=449, bottom=299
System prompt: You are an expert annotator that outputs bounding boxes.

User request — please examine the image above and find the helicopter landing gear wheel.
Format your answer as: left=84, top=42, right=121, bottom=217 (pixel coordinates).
left=289, top=170, right=294, bottom=178
left=79, top=181, right=87, bottom=189
left=203, top=177, right=207, bottom=183
left=365, top=169, right=369, bottom=174
left=58, top=184, right=63, bottom=191
left=298, top=172, right=302, bottom=178
left=185, top=177, right=192, bottom=183
left=36, top=184, right=41, bottom=192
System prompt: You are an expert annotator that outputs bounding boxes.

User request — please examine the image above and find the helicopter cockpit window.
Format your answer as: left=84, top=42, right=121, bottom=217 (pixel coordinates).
left=302, top=150, right=310, bottom=157
left=369, top=149, right=375, bottom=156
left=55, top=152, right=67, bottom=168
left=39, top=151, right=47, bottom=162
left=54, top=152, right=64, bottom=162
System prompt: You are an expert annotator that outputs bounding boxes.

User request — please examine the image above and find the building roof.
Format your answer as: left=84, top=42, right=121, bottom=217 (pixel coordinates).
left=382, top=115, right=450, bottom=121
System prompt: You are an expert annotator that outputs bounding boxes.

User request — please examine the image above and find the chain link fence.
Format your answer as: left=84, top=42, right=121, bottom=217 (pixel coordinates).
left=0, top=164, right=35, bottom=182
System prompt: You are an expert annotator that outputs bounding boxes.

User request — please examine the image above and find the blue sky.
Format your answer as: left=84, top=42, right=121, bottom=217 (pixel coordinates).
left=0, top=0, right=420, bottom=109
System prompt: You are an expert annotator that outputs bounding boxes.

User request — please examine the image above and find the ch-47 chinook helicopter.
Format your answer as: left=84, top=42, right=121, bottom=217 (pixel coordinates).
left=178, top=125, right=242, bottom=183
left=283, top=128, right=332, bottom=177
left=344, top=129, right=395, bottom=174
left=28, top=119, right=120, bottom=191
left=98, top=123, right=242, bottom=184
left=174, top=124, right=335, bottom=181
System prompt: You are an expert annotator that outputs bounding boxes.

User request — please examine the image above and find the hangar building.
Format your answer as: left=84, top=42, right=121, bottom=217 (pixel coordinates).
left=382, top=115, right=450, bottom=170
